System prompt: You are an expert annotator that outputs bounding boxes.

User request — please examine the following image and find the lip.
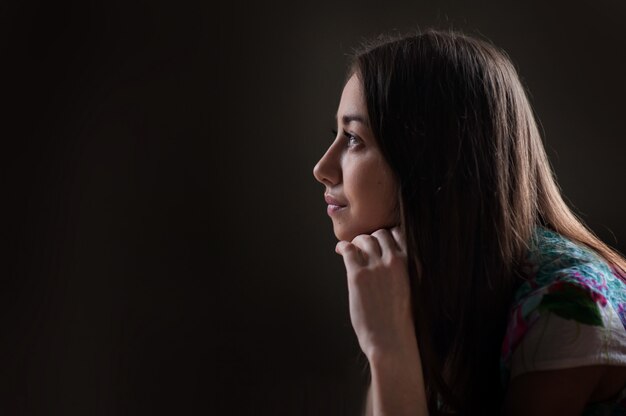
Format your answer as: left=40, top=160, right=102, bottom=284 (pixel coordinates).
left=327, top=204, right=346, bottom=216
left=324, top=194, right=347, bottom=206
left=324, top=194, right=347, bottom=216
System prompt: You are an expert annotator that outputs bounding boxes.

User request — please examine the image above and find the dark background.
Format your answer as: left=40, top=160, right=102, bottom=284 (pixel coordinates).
left=2, top=1, right=210, bottom=415
left=1, top=0, right=625, bottom=415
left=218, top=1, right=626, bottom=414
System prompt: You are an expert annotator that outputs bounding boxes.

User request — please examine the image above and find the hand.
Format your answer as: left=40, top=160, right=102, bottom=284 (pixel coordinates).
left=335, top=226, right=416, bottom=361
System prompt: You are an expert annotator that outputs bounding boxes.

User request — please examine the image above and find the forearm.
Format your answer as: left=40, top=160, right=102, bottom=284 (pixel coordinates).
left=366, top=336, right=429, bottom=416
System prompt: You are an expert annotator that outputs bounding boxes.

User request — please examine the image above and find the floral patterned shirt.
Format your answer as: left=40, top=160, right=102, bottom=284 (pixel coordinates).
left=500, top=226, right=626, bottom=414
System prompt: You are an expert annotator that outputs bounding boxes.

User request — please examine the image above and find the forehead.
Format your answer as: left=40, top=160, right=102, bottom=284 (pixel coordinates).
left=337, top=74, right=366, bottom=115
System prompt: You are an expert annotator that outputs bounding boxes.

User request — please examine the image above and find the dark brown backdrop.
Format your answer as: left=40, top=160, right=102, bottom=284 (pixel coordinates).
left=1, top=0, right=624, bottom=415
left=1, top=1, right=210, bottom=415
left=215, top=1, right=626, bottom=414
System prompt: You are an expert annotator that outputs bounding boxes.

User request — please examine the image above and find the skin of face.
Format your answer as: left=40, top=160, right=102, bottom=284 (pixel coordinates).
left=313, top=73, right=400, bottom=242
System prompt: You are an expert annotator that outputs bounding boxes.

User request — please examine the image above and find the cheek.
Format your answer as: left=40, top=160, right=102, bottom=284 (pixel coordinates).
left=375, top=162, right=399, bottom=220
left=349, top=161, right=398, bottom=217
left=370, top=157, right=397, bottom=197
left=374, top=172, right=399, bottom=218
left=333, top=157, right=398, bottom=240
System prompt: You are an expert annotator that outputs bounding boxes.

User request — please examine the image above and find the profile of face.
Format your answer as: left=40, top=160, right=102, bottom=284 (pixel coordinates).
left=313, top=74, right=400, bottom=242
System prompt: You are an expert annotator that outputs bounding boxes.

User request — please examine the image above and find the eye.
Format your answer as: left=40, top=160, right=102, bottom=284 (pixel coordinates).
left=331, top=129, right=361, bottom=147
left=343, top=130, right=361, bottom=147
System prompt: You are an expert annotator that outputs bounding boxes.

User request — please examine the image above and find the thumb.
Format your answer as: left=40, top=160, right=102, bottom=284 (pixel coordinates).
left=335, top=240, right=349, bottom=255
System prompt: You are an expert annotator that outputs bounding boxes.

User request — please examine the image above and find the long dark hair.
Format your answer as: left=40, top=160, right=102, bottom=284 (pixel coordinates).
left=349, top=28, right=626, bottom=414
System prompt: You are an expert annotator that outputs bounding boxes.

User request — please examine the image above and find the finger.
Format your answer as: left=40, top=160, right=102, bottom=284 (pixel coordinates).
left=335, top=241, right=367, bottom=269
left=391, top=226, right=407, bottom=253
left=371, top=228, right=401, bottom=257
left=351, top=234, right=382, bottom=259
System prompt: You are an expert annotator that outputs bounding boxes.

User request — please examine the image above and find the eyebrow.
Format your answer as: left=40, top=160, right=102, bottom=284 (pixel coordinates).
left=335, top=113, right=370, bottom=127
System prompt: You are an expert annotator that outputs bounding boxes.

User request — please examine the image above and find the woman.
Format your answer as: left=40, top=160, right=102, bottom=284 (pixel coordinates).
left=313, top=29, right=626, bottom=415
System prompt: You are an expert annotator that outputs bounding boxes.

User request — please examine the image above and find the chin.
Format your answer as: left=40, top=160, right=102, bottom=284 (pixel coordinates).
left=333, top=220, right=401, bottom=242
left=332, top=224, right=355, bottom=242
left=332, top=223, right=371, bottom=242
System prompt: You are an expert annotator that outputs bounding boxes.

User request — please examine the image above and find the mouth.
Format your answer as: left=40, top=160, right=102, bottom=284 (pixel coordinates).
left=324, top=194, right=346, bottom=215
left=324, top=194, right=346, bottom=206
left=324, top=194, right=347, bottom=216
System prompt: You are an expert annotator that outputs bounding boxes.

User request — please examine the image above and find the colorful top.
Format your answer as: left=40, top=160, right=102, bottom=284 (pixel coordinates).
left=500, top=226, right=626, bottom=414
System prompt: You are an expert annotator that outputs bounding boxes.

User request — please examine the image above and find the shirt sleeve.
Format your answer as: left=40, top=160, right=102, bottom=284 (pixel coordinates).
left=510, top=300, right=626, bottom=379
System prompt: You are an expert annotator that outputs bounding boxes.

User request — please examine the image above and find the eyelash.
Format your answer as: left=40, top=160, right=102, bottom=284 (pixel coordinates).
left=331, top=129, right=361, bottom=147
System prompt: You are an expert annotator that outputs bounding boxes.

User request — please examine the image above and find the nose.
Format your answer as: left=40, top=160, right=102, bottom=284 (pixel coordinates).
left=313, top=142, right=341, bottom=186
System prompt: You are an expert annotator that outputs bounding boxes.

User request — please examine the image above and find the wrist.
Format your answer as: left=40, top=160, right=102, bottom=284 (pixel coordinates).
left=368, top=339, right=421, bottom=374
left=365, top=324, right=420, bottom=365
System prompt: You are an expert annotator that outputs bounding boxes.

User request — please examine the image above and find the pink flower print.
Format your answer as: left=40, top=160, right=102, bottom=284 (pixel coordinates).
left=617, top=303, right=626, bottom=326
left=548, top=279, right=607, bottom=307
left=589, top=291, right=608, bottom=307
left=548, top=280, right=567, bottom=293
left=502, top=306, right=530, bottom=361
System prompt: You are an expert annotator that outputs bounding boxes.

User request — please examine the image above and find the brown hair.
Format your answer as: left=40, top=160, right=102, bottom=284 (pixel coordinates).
left=349, top=28, right=626, bottom=414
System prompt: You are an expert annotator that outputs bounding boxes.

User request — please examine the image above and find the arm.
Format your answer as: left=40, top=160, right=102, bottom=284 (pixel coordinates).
left=335, top=228, right=429, bottom=416
left=366, top=340, right=429, bottom=416
left=504, top=364, right=626, bottom=415
left=503, top=366, right=606, bottom=415
left=503, top=298, right=626, bottom=414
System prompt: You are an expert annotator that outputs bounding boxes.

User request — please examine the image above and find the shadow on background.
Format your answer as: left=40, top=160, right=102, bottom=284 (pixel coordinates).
left=1, top=1, right=210, bottom=414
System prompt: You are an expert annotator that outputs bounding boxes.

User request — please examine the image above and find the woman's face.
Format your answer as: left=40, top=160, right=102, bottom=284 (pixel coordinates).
left=313, top=74, right=399, bottom=242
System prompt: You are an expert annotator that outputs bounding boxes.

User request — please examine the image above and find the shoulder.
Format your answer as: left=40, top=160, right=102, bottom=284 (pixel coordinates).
left=501, top=227, right=626, bottom=372
left=500, top=227, right=626, bottom=412
left=517, top=226, right=621, bottom=300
